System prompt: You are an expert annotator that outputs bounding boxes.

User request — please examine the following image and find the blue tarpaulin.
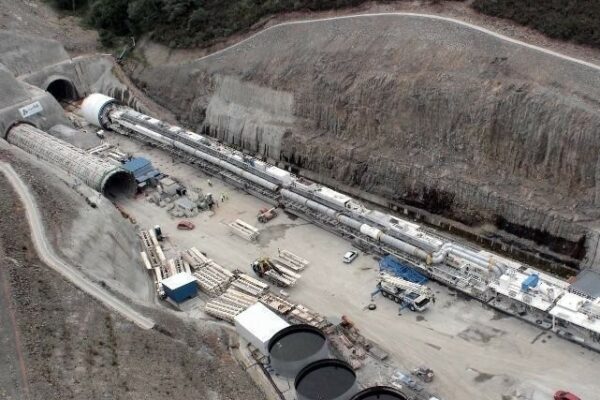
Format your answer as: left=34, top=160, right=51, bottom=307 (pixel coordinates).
left=123, top=157, right=160, bottom=184
left=379, top=255, right=428, bottom=284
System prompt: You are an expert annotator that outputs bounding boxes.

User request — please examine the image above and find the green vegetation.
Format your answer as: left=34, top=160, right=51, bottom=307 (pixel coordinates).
left=473, top=0, right=600, bottom=48
left=46, top=0, right=378, bottom=47
left=47, top=0, right=600, bottom=50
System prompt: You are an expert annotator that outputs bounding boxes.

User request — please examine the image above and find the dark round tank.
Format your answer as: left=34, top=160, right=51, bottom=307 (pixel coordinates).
left=294, top=359, right=358, bottom=400
left=350, top=386, right=408, bottom=400
left=268, top=324, right=330, bottom=377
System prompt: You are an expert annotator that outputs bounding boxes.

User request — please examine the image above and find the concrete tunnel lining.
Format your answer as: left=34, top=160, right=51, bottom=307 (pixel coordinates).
left=6, top=123, right=136, bottom=197
left=45, top=78, right=79, bottom=102
left=101, top=169, right=136, bottom=198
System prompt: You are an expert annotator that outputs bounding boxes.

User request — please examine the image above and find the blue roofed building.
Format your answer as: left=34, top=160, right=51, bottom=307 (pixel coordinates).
left=122, top=157, right=161, bottom=189
left=161, top=273, right=198, bottom=304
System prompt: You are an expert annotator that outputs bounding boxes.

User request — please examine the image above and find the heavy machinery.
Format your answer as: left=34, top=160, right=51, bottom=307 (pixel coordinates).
left=377, top=273, right=434, bottom=312
left=257, top=206, right=278, bottom=223
left=412, top=366, right=434, bottom=383
left=251, top=257, right=300, bottom=287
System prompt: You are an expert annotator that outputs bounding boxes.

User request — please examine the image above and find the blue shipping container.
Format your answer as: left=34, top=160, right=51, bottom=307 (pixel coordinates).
left=521, top=274, right=539, bottom=292
left=162, top=273, right=198, bottom=303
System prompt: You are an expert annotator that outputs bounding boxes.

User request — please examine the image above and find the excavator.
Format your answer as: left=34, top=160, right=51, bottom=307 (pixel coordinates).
left=251, top=257, right=300, bottom=287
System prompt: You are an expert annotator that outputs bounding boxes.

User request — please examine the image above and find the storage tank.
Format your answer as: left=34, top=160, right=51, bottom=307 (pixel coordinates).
left=268, top=324, right=330, bottom=378
left=350, top=386, right=408, bottom=400
left=295, top=359, right=358, bottom=400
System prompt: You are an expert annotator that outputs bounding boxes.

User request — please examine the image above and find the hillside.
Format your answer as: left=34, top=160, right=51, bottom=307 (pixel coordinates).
left=130, top=13, right=600, bottom=271
left=473, top=0, right=600, bottom=49
left=45, top=0, right=600, bottom=51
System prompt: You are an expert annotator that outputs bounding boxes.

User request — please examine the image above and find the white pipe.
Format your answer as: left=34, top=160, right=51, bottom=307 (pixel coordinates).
left=116, top=120, right=279, bottom=191
left=380, top=234, right=430, bottom=261
left=283, top=189, right=430, bottom=261
left=338, top=214, right=363, bottom=230
left=432, top=243, right=506, bottom=276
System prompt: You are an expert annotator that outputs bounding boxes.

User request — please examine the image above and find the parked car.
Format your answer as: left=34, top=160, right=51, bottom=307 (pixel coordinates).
left=554, top=391, right=581, bottom=400
left=343, top=250, right=359, bottom=264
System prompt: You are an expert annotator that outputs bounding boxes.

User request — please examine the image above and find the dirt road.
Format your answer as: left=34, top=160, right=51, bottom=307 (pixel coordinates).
left=0, top=162, right=155, bottom=330
left=195, top=12, right=600, bottom=73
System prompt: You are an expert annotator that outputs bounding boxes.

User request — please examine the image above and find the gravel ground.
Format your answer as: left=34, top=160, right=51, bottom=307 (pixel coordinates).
left=0, top=143, right=155, bottom=305
left=0, top=0, right=98, bottom=55
left=109, top=134, right=600, bottom=400
left=0, top=150, right=266, bottom=399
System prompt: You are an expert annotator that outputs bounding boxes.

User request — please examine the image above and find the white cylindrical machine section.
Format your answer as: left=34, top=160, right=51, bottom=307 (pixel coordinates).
left=282, top=189, right=339, bottom=218
left=80, top=93, right=117, bottom=128
left=6, top=124, right=134, bottom=195
left=359, top=224, right=383, bottom=240
left=268, top=324, right=330, bottom=378
left=380, top=234, right=429, bottom=261
left=306, top=199, right=338, bottom=218
left=295, top=359, right=358, bottom=400
left=281, top=189, right=308, bottom=206
left=116, top=120, right=279, bottom=191
left=338, top=215, right=363, bottom=231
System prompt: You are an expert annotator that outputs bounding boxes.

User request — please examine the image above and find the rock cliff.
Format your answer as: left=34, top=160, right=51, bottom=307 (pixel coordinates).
left=131, top=15, right=600, bottom=270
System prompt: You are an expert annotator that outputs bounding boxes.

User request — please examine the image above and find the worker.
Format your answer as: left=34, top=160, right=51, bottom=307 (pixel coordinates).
left=207, top=179, right=213, bottom=187
left=221, top=194, right=225, bottom=203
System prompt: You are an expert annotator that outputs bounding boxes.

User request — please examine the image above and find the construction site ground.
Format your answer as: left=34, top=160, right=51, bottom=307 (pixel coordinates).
left=110, top=132, right=600, bottom=400
left=0, top=147, right=266, bottom=399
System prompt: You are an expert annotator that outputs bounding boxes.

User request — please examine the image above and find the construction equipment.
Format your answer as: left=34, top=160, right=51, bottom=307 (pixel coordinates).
left=251, top=257, right=300, bottom=287
left=177, top=220, right=195, bottom=230
left=412, top=366, right=434, bottom=383
left=154, top=225, right=164, bottom=241
left=377, top=273, right=434, bottom=312
left=257, top=206, right=278, bottom=223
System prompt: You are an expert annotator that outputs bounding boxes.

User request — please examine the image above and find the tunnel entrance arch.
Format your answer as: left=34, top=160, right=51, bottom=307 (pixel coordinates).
left=46, top=78, right=79, bottom=102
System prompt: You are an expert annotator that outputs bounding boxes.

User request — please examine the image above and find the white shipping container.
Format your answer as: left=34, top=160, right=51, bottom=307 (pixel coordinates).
left=234, top=303, right=289, bottom=355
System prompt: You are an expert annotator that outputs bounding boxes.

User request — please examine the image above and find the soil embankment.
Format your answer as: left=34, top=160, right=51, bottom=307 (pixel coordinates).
left=0, top=158, right=265, bottom=400
left=130, top=14, right=600, bottom=271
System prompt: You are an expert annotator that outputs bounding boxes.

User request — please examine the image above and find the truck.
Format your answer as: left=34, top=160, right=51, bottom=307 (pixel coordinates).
left=377, top=273, right=434, bottom=312
left=257, top=207, right=278, bottom=223
left=251, top=257, right=300, bottom=287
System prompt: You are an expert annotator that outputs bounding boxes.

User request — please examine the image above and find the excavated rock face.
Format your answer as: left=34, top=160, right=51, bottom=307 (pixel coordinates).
left=132, top=15, right=600, bottom=270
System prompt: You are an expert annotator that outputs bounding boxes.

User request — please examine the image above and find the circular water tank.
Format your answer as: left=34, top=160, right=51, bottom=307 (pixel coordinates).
left=295, top=359, right=358, bottom=400
left=350, top=386, right=408, bottom=400
left=268, top=324, right=330, bottom=378
left=80, top=93, right=117, bottom=128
